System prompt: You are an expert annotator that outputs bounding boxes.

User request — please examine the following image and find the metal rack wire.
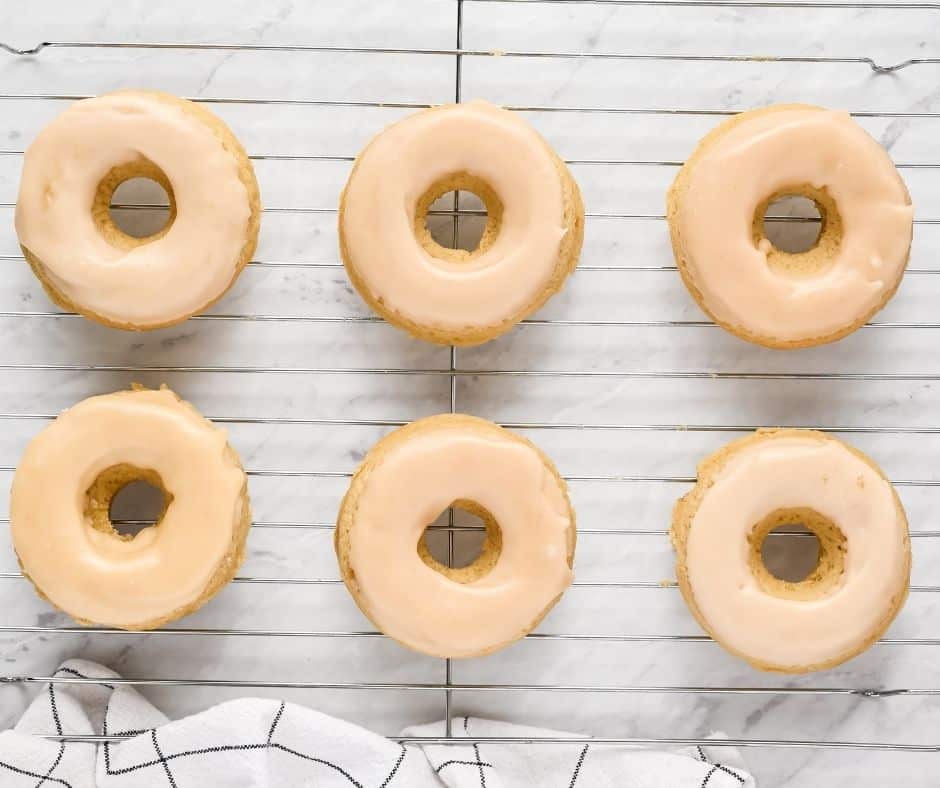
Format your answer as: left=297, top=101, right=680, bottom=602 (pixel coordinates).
left=0, top=0, right=939, bottom=781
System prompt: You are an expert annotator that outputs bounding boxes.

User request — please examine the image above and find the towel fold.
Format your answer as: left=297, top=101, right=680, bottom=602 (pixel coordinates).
left=0, top=659, right=755, bottom=787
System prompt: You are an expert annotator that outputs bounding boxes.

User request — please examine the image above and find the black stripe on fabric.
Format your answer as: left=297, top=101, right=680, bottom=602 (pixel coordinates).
left=34, top=682, right=67, bottom=788
left=568, top=744, right=589, bottom=787
left=99, top=692, right=160, bottom=776
left=0, top=759, right=73, bottom=788
left=93, top=687, right=381, bottom=788
left=463, top=717, right=487, bottom=788
left=701, top=764, right=719, bottom=787
left=92, top=675, right=360, bottom=786
left=151, top=729, right=178, bottom=788
left=48, top=685, right=63, bottom=737
left=38, top=665, right=119, bottom=788
left=102, top=696, right=112, bottom=775
left=696, top=743, right=746, bottom=785
left=714, top=763, right=747, bottom=784
left=267, top=702, right=285, bottom=744
left=435, top=759, right=496, bottom=773
left=105, top=743, right=269, bottom=775
left=34, top=743, right=64, bottom=788
left=103, top=740, right=367, bottom=787
left=97, top=671, right=124, bottom=779
left=270, top=743, right=364, bottom=787
left=61, top=662, right=158, bottom=779
left=53, top=667, right=115, bottom=691
left=473, top=743, right=487, bottom=787
left=379, top=745, right=407, bottom=787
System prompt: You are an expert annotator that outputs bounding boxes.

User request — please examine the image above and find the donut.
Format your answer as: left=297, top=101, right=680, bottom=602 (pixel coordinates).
left=671, top=429, right=911, bottom=673
left=335, top=414, right=576, bottom=657
left=339, top=100, right=584, bottom=346
left=15, top=90, right=261, bottom=330
left=10, top=386, right=251, bottom=630
left=667, top=104, right=914, bottom=348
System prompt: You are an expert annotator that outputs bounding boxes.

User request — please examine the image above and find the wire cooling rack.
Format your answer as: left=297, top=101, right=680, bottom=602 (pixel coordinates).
left=1, top=1, right=939, bottom=784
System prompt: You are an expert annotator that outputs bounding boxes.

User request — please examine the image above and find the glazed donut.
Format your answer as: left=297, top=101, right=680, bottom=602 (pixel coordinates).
left=667, top=104, right=913, bottom=348
left=10, top=386, right=251, bottom=630
left=335, top=414, right=576, bottom=657
left=339, top=100, right=584, bottom=346
left=671, top=429, right=911, bottom=673
left=15, top=90, right=261, bottom=330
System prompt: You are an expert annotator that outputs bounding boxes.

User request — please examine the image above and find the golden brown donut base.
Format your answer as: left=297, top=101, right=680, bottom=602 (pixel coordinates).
left=670, top=428, right=911, bottom=673
left=21, top=89, right=262, bottom=331
left=339, top=103, right=585, bottom=346
left=17, top=386, right=252, bottom=631
left=335, top=413, right=577, bottom=658
left=666, top=103, right=912, bottom=349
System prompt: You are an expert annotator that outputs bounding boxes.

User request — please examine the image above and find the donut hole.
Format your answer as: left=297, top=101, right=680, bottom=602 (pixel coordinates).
left=93, top=158, right=177, bottom=248
left=760, top=524, right=820, bottom=583
left=415, top=174, right=503, bottom=262
left=753, top=186, right=842, bottom=277
left=417, top=500, right=502, bottom=584
left=748, top=507, right=846, bottom=600
left=420, top=512, right=487, bottom=570
left=108, top=178, right=173, bottom=238
left=426, top=191, right=488, bottom=253
left=84, top=464, right=173, bottom=541
left=109, top=480, right=168, bottom=538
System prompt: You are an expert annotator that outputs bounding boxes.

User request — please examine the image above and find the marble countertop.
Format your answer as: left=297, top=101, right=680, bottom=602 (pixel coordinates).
left=1, top=1, right=939, bottom=785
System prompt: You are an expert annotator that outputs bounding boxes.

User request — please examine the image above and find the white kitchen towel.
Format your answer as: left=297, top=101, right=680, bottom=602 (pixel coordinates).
left=0, top=659, right=755, bottom=787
